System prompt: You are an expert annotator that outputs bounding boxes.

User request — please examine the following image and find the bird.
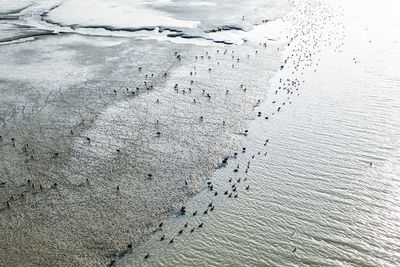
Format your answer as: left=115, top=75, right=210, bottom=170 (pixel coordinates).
left=190, top=228, right=195, bottom=233
left=160, top=235, right=165, bottom=241
left=184, top=222, right=188, bottom=227
left=144, top=253, right=150, bottom=259
left=292, top=247, right=297, bottom=253
left=178, top=229, right=183, bottom=235
left=159, top=222, right=163, bottom=228
left=198, top=223, right=203, bottom=228
left=193, top=211, right=197, bottom=216
left=169, top=238, right=174, bottom=243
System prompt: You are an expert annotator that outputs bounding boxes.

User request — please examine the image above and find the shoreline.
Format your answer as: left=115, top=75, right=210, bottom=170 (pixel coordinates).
left=0, top=3, right=292, bottom=267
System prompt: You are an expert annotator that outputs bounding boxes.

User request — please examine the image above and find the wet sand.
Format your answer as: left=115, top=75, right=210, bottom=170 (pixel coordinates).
left=0, top=12, right=285, bottom=266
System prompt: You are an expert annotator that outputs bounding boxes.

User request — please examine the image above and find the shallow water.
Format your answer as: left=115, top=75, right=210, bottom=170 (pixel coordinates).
left=118, top=0, right=400, bottom=266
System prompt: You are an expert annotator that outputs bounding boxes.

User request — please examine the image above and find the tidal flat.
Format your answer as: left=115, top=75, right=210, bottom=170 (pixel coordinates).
left=0, top=0, right=288, bottom=265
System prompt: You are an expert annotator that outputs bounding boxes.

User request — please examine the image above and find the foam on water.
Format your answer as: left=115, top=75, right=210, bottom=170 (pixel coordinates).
left=47, top=0, right=200, bottom=29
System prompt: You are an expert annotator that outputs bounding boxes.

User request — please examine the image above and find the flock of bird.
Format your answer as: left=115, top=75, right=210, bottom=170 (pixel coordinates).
left=118, top=0, right=347, bottom=264
left=0, top=0, right=347, bottom=265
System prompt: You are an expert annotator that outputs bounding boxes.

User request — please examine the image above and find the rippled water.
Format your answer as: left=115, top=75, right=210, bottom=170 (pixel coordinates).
left=119, top=0, right=400, bottom=266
